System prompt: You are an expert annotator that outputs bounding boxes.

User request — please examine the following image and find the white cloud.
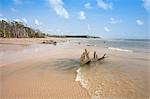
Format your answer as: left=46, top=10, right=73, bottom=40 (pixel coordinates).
left=21, top=18, right=27, bottom=23
left=104, top=27, right=110, bottom=32
left=78, top=11, right=86, bottom=20
left=0, top=17, right=7, bottom=21
left=13, top=0, right=22, bottom=5
left=12, top=18, right=28, bottom=24
left=84, top=2, right=92, bottom=9
left=35, top=19, right=42, bottom=25
left=10, top=8, right=17, bottom=12
left=13, top=19, right=21, bottom=22
left=47, top=0, right=69, bottom=19
left=97, top=0, right=112, bottom=10
left=143, top=0, right=150, bottom=12
left=109, top=17, right=121, bottom=24
left=136, top=19, right=144, bottom=25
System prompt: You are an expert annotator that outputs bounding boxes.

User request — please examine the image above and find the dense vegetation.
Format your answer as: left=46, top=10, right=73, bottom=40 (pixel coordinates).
left=0, top=20, right=46, bottom=38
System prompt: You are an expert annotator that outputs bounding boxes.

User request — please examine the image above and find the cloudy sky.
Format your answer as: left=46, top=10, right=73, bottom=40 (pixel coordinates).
left=0, top=0, right=150, bottom=38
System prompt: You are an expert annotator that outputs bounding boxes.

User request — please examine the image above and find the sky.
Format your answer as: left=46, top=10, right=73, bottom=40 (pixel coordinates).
left=0, top=0, right=150, bottom=39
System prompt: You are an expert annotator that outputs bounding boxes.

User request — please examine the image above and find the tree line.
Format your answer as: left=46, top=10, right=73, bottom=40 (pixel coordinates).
left=0, top=20, right=46, bottom=38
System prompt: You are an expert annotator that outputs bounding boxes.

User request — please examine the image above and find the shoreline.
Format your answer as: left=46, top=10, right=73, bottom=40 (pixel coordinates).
left=0, top=38, right=149, bottom=98
left=0, top=38, right=90, bottom=99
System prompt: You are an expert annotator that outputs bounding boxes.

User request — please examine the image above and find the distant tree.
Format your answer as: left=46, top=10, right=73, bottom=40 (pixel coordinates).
left=0, top=20, right=46, bottom=38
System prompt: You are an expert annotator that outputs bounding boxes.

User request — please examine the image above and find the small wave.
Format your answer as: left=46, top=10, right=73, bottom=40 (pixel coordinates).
left=108, top=47, right=133, bottom=52
left=75, top=68, right=102, bottom=99
left=75, top=68, right=89, bottom=89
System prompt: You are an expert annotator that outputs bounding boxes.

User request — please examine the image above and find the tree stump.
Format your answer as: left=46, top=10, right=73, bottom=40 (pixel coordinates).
left=80, top=49, right=106, bottom=66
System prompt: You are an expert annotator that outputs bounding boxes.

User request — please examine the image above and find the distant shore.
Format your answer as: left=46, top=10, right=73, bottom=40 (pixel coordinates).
left=0, top=20, right=100, bottom=39
left=47, top=35, right=101, bottom=38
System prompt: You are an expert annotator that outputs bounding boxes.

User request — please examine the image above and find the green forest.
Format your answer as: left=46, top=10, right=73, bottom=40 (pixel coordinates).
left=0, top=20, right=46, bottom=38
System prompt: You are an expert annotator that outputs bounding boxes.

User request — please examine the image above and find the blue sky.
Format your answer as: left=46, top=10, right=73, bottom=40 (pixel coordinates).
left=0, top=0, right=150, bottom=39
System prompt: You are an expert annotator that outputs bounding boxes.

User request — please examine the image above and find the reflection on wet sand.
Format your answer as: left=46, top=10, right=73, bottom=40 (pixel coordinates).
left=76, top=61, right=149, bottom=99
left=0, top=38, right=149, bottom=99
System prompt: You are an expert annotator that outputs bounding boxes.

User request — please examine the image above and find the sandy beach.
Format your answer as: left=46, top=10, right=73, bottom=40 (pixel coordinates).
left=1, top=0, right=149, bottom=98
left=0, top=38, right=90, bottom=99
left=0, top=38, right=150, bottom=99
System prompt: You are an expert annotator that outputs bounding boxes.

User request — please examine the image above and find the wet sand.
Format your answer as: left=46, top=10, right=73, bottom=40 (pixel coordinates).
left=0, top=38, right=150, bottom=99
left=0, top=38, right=90, bottom=99
left=76, top=45, right=150, bottom=99
left=1, top=60, right=89, bottom=99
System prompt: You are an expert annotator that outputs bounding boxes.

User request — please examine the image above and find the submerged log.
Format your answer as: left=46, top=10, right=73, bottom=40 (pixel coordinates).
left=80, top=49, right=106, bottom=66
left=42, top=40, right=57, bottom=45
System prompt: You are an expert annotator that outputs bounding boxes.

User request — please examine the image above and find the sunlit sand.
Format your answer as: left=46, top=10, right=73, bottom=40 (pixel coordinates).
left=0, top=38, right=149, bottom=99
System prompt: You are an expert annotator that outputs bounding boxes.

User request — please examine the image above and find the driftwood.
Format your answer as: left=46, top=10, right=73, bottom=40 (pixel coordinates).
left=42, top=40, right=57, bottom=45
left=80, top=49, right=106, bottom=66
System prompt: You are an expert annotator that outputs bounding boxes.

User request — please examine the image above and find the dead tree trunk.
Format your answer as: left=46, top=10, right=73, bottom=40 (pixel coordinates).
left=80, top=49, right=106, bottom=66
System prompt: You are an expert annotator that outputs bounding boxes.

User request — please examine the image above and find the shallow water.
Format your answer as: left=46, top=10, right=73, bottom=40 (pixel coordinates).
left=50, top=50, right=149, bottom=99
left=0, top=39, right=149, bottom=99
left=72, top=38, right=150, bottom=53
left=0, top=42, right=72, bottom=66
left=75, top=60, right=149, bottom=99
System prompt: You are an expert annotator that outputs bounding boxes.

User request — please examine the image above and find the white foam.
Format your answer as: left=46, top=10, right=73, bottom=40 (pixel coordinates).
left=75, top=68, right=89, bottom=89
left=108, top=47, right=132, bottom=52
left=75, top=68, right=102, bottom=99
left=91, top=90, right=101, bottom=99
